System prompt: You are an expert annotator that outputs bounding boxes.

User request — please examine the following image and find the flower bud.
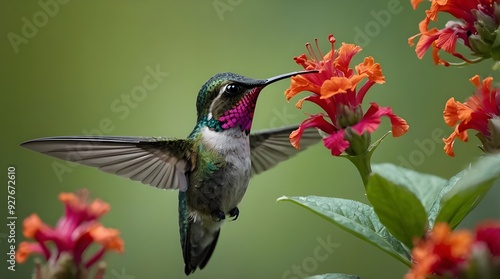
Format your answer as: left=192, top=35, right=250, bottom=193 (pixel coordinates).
left=477, top=117, right=500, bottom=154
left=469, top=34, right=492, bottom=58
left=472, top=9, right=498, bottom=35
left=344, top=127, right=371, bottom=156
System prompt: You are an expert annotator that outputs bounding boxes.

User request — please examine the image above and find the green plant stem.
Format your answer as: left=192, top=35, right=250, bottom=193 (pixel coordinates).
left=345, top=154, right=372, bottom=187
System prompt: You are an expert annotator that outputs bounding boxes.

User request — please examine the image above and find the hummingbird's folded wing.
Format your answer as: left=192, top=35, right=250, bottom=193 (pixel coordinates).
left=20, top=136, right=193, bottom=191
left=249, top=125, right=322, bottom=176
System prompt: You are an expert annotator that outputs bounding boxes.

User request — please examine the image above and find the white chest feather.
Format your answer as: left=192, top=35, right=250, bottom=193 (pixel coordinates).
left=201, top=126, right=250, bottom=163
left=200, top=127, right=251, bottom=211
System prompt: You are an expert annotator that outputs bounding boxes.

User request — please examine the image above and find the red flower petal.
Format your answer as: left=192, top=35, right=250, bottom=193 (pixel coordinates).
left=475, top=221, right=500, bottom=257
left=290, top=114, right=333, bottom=149
left=323, top=130, right=350, bottom=156
left=443, top=75, right=500, bottom=156
left=351, top=103, right=409, bottom=137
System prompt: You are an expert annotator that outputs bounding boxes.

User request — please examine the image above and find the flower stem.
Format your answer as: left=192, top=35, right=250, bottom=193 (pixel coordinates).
left=345, top=154, right=372, bottom=187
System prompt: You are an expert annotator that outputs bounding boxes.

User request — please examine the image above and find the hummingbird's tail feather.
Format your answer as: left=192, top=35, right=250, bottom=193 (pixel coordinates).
left=183, top=216, right=221, bottom=275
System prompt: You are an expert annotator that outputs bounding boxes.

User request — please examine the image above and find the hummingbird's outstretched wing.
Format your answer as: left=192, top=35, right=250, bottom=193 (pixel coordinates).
left=249, top=125, right=322, bottom=176
left=20, top=136, right=193, bottom=191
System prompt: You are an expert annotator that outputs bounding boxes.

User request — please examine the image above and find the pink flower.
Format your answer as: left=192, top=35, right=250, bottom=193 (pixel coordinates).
left=406, top=221, right=500, bottom=278
left=16, top=189, right=124, bottom=270
left=409, top=0, right=500, bottom=66
left=286, top=35, right=409, bottom=156
left=443, top=75, right=500, bottom=156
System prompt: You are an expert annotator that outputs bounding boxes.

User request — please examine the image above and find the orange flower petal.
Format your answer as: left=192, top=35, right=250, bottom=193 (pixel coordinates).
left=407, top=223, right=474, bottom=278
left=355, top=57, right=385, bottom=84
left=334, top=43, right=362, bottom=73
left=456, top=128, right=468, bottom=142
left=455, top=102, right=474, bottom=124
left=23, top=214, right=46, bottom=238
left=418, top=17, right=431, bottom=33
left=285, top=75, right=320, bottom=101
left=443, top=128, right=468, bottom=157
left=289, top=129, right=301, bottom=149
left=321, top=74, right=368, bottom=99
left=443, top=132, right=457, bottom=157
left=443, top=97, right=459, bottom=126
left=295, top=98, right=305, bottom=109
left=60, top=189, right=110, bottom=219
left=408, top=33, right=419, bottom=47
left=320, top=77, right=353, bottom=98
left=482, top=77, right=493, bottom=91
left=411, top=0, right=424, bottom=9
left=467, top=74, right=479, bottom=87
left=89, top=225, right=125, bottom=253
left=431, top=223, right=473, bottom=258
left=88, top=199, right=110, bottom=218
left=450, top=230, right=474, bottom=257
left=390, top=115, right=409, bottom=137
left=414, top=28, right=439, bottom=59
left=59, top=192, right=81, bottom=208
left=431, top=42, right=449, bottom=66
left=16, top=242, right=39, bottom=263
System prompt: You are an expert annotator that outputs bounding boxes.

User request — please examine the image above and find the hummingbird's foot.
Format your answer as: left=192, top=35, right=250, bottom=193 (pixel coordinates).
left=229, top=207, right=239, bottom=221
left=211, top=210, right=226, bottom=222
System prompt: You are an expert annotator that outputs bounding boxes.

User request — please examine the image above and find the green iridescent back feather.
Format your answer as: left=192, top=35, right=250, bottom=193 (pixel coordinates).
left=178, top=133, right=226, bottom=251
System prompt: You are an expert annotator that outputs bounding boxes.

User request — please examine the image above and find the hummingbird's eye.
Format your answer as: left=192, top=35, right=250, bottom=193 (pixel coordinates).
left=224, top=84, right=240, bottom=95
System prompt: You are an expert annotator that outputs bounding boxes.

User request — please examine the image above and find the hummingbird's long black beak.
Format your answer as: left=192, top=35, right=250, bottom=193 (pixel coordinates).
left=264, top=69, right=319, bottom=85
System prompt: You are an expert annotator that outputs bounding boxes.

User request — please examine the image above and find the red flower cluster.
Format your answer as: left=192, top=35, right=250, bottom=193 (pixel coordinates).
left=406, top=222, right=500, bottom=279
left=17, top=189, right=124, bottom=276
left=286, top=35, right=408, bottom=156
left=409, top=0, right=500, bottom=66
left=443, top=75, right=500, bottom=156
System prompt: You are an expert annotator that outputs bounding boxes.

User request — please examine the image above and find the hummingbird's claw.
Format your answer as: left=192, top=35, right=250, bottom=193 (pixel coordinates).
left=211, top=210, right=226, bottom=222
left=229, top=207, right=239, bottom=221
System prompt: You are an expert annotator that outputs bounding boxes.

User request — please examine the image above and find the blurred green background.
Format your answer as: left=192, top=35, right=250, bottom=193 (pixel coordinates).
left=1, top=1, right=499, bottom=278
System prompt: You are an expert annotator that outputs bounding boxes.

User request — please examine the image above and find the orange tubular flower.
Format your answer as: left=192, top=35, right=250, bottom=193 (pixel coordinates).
left=16, top=189, right=124, bottom=270
left=409, top=0, right=500, bottom=66
left=443, top=75, right=500, bottom=156
left=406, top=223, right=474, bottom=279
left=286, top=35, right=408, bottom=156
left=407, top=221, right=500, bottom=278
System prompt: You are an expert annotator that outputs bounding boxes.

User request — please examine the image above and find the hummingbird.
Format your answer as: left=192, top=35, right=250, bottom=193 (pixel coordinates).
left=21, top=70, right=321, bottom=275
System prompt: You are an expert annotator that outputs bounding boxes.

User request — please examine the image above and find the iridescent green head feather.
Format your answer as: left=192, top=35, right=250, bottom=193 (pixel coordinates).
left=195, top=72, right=265, bottom=121
left=193, top=70, right=319, bottom=134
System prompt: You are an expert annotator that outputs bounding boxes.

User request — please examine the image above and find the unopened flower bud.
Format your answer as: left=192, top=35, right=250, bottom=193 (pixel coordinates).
left=469, top=34, right=492, bottom=58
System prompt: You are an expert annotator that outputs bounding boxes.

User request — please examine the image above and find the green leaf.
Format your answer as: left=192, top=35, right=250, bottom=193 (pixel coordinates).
left=366, top=174, right=427, bottom=249
left=307, top=274, right=360, bottom=279
left=277, top=196, right=411, bottom=266
left=436, top=154, right=500, bottom=228
left=368, top=131, right=391, bottom=156
left=427, top=170, right=466, bottom=226
left=372, top=163, right=447, bottom=212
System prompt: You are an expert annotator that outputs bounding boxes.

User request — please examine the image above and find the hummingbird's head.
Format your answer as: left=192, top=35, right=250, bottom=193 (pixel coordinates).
left=196, top=70, right=317, bottom=134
